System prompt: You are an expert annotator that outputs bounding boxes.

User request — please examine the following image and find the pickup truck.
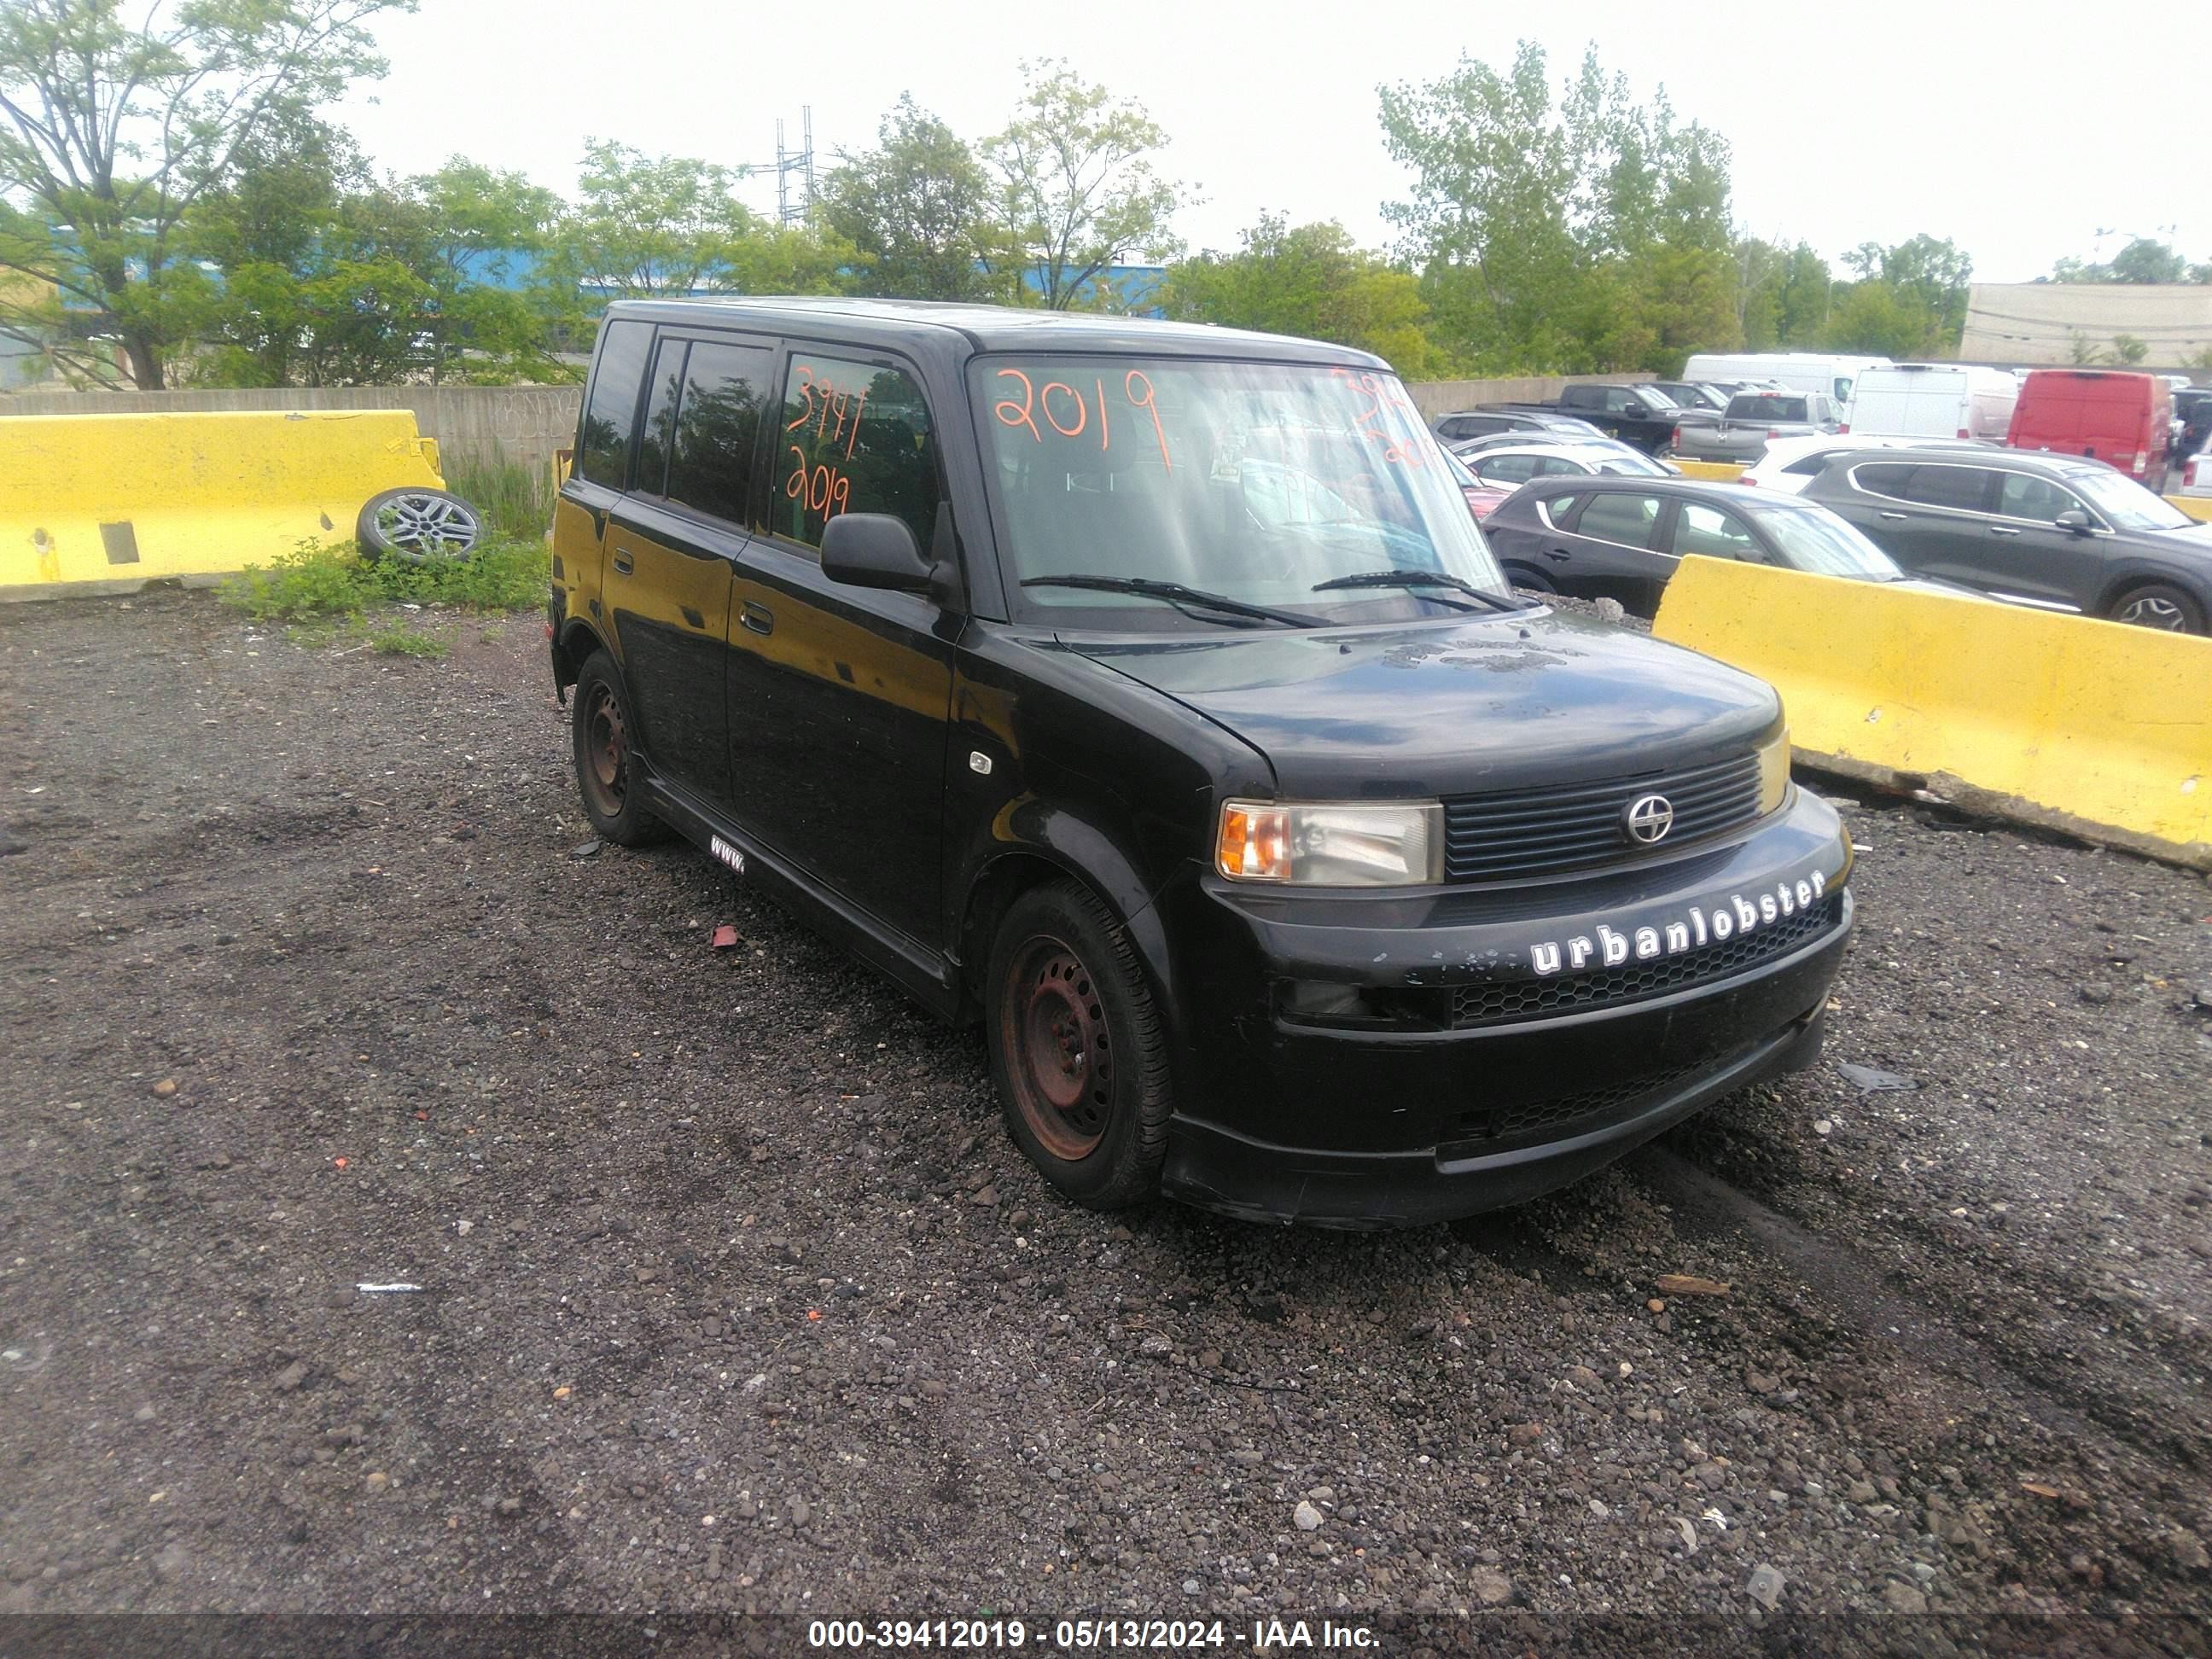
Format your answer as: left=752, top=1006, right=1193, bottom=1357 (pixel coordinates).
left=1493, top=383, right=1716, bottom=455
left=1673, top=389, right=1843, bottom=465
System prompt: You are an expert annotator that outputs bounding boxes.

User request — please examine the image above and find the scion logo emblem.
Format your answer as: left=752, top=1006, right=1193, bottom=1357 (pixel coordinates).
left=1623, top=794, right=1674, bottom=846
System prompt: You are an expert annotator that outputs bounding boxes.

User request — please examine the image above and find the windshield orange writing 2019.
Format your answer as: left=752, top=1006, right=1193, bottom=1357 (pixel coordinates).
left=1330, top=369, right=1425, bottom=467
left=785, top=363, right=866, bottom=521
left=996, top=369, right=1173, bottom=474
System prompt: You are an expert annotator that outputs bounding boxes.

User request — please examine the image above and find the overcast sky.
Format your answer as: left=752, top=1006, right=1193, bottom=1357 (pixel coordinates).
left=334, top=0, right=2201, bottom=284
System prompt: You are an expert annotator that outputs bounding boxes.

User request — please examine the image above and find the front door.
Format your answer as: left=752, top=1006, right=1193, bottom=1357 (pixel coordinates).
left=1983, top=469, right=2101, bottom=611
left=725, top=347, right=957, bottom=951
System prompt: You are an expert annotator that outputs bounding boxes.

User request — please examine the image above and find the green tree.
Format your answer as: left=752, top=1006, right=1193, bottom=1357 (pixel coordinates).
left=547, top=140, right=759, bottom=300
left=1380, top=40, right=1738, bottom=375
left=1163, top=213, right=1433, bottom=375
left=819, top=94, right=1016, bottom=302
left=1826, top=235, right=1971, bottom=357
left=2053, top=236, right=2197, bottom=284
left=1734, top=237, right=1831, bottom=350
left=0, top=0, right=413, bottom=388
left=985, top=60, right=1186, bottom=310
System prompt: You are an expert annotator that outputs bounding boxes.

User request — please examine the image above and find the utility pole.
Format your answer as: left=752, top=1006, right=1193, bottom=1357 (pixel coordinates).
left=775, top=108, right=816, bottom=224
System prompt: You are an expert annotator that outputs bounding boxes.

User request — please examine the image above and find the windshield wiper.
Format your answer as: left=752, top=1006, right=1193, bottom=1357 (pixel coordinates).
left=1310, top=568, right=1527, bottom=614
left=1022, top=575, right=1325, bottom=628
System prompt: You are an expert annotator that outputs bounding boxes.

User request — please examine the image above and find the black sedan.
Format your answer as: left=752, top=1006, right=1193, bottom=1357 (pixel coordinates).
left=1797, top=448, right=2212, bottom=632
left=1481, top=475, right=1964, bottom=617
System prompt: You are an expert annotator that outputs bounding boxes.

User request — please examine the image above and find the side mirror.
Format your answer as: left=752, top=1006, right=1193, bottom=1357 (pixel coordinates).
left=821, top=512, right=934, bottom=592
left=2054, top=509, right=2094, bottom=536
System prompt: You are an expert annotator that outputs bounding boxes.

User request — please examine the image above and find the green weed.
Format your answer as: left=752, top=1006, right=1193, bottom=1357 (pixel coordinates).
left=368, top=626, right=450, bottom=659
left=222, top=535, right=546, bottom=624
left=446, top=450, right=557, bottom=544
left=219, top=538, right=367, bottom=622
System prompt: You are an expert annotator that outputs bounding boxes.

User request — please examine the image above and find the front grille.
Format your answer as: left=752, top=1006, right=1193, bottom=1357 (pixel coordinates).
left=1447, top=893, right=1842, bottom=1030
left=1442, top=752, right=1765, bottom=882
left=1440, top=1054, right=1715, bottom=1155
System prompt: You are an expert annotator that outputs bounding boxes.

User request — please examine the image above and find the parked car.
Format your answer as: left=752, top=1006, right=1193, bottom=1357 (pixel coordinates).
left=1798, top=448, right=2212, bottom=631
left=2005, top=369, right=2172, bottom=486
left=1454, top=440, right=1673, bottom=488
left=1673, top=389, right=1844, bottom=464
left=1431, top=408, right=1605, bottom=443
left=1646, top=381, right=1732, bottom=412
left=2172, top=387, right=2212, bottom=466
left=1482, top=475, right=1967, bottom=614
left=1441, top=445, right=1514, bottom=519
left=550, top=296, right=1852, bottom=1225
left=1843, top=363, right=2017, bottom=440
left=1738, top=434, right=1992, bottom=494
left=1681, top=352, right=1892, bottom=405
left=1492, top=382, right=1717, bottom=454
left=1449, top=430, right=1669, bottom=468
left=2180, top=449, right=2212, bottom=500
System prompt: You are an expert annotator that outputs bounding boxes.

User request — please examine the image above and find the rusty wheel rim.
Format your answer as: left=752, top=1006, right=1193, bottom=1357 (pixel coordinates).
left=583, top=684, right=628, bottom=818
left=1002, top=934, right=1114, bottom=1162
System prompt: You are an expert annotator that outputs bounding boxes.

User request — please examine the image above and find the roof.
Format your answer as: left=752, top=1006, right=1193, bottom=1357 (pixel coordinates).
left=597, top=296, right=1387, bottom=367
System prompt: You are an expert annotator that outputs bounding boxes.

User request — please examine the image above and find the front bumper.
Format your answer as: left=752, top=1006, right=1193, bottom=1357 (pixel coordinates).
left=1154, top=790, right=1854, bottom=1226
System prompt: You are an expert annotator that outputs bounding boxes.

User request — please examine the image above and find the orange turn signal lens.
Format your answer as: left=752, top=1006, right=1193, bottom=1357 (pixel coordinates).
left=1217, top=802, right=1291, bottom=882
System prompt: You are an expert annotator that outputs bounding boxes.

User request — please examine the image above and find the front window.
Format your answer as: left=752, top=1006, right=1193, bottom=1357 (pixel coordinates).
left=2066, top=469, right=2192, bottom=532
left=774, top=354, right=941, bottom=552
left=979, top=357, right=1511, bottom=626
left=1747, top=505, right=1904, bottom=578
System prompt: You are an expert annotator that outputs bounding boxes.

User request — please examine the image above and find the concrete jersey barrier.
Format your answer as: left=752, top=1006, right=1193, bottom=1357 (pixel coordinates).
left=1, top=410, right=446, bottom=598
left=1650, top=556, right=2212, bottom=870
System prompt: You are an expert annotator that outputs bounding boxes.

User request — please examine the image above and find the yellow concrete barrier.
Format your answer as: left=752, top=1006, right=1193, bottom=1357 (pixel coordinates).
left=2169, top=494, right=2212, bottom=524
left=1, top=410, right=445, bottom=598
left=1670, top=460, right=1746, bottom=482
left=1651, top=556, right=2212, bottom=869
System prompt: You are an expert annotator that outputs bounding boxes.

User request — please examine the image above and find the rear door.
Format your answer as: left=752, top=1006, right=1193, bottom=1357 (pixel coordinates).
left=1842, top=460, right=1997, bottom=580
left=1546, top=486, right=1672, bottom=601
left=725, top=346, right=957, bottom=950
left=557, top=317, right=653, bottom=629
left=602, top=331, right=774, bottom=805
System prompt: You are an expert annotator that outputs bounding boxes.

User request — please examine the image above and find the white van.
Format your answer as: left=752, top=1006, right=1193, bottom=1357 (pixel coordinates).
left=1680, top=352, right=1892, bottom=405
left=1843, top=364, right=2017, bottom=440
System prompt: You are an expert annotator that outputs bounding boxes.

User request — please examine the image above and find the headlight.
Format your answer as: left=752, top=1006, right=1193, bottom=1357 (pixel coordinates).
left=1756, top=728, right=1792, bottom=816
left=1217, top=800, right=1443, bottom=886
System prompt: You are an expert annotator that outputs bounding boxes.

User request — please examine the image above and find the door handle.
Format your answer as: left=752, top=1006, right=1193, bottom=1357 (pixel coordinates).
left=610, top=545, right=635, bottom=575
left=1545, top=548, right=1573, bottom=562
left=1878, top=511, right=1907, bottom=521
left=741, top=601, right=774, bottom=637
left=1988, top=525, right=2021, bottom=536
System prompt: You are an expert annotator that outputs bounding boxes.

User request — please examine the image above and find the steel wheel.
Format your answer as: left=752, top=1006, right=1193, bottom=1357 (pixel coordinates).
left=582, top=681, right=629, bottom=820
left=1000, top=934, right=1115, bottom=1162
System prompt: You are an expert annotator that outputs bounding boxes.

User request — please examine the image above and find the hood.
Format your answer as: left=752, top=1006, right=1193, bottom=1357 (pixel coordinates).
left=1068, top=610, right=1781, bottom=799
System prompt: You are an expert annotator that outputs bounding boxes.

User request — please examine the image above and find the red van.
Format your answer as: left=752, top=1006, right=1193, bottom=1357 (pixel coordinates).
left=2005, top=370, right=2172, bottom=485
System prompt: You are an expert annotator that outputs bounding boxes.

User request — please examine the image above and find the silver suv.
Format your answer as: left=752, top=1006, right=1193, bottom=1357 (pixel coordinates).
left=1675, top=389, right=1843, bottom=465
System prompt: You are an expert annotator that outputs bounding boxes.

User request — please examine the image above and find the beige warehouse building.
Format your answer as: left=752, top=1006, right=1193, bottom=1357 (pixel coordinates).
left=1960, top=283, right=2212, bottom=367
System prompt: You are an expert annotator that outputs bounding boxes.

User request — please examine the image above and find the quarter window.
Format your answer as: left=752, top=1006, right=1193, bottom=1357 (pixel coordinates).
left=578, top=320, right=652, bottom=488
left=1671, top=503, right=1761, bottom=560
left=635, top=336, right=688, bottom=498
left=1575, top=493, right=1664, bottom=549
left=775, top=354, right=940, bottom=552
left=666, top=340, right=772, bottom=527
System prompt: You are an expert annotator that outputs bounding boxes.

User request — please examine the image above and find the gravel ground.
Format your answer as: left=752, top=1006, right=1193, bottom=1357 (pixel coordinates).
left=2, top=591, right=2209, bottom=1637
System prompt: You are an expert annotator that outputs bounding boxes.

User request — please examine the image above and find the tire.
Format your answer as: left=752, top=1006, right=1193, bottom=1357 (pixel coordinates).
left=570, top=650, right=668, bottom=846
left=2106, top=582, right=2205, bottom=634
left=986, top=881, right=1172, bottom=1211
left=1503, top=564, right=1556, bottom=595
left=357, top=487, right=483, bottom=564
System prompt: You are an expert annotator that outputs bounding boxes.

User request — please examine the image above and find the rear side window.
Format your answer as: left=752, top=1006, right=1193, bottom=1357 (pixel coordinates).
left=1900, top=465, right=1990, bottom=513
left=666, top=339, right=773, bottom=527
left=579, top=320, right=652, bottom=489
left=1574, top=493, right=1663, bottom=549
left=1853, top=463, right=1912, bottom=498
left=1477, top=454, right=1541, bottom=485
left=775, top=354, right=940, bottom=552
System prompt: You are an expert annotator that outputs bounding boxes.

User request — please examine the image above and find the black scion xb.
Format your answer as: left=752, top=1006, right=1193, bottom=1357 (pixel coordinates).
left=549, top=299, right=1854, bottom=1227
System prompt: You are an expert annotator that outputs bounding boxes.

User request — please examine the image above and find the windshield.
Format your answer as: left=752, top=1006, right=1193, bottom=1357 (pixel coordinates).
left=1748, top=504, right=1903, bottom=578
left=2068, top=469, right=2192, bottom=532
left=978, top=357, right=1512, bottom=626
